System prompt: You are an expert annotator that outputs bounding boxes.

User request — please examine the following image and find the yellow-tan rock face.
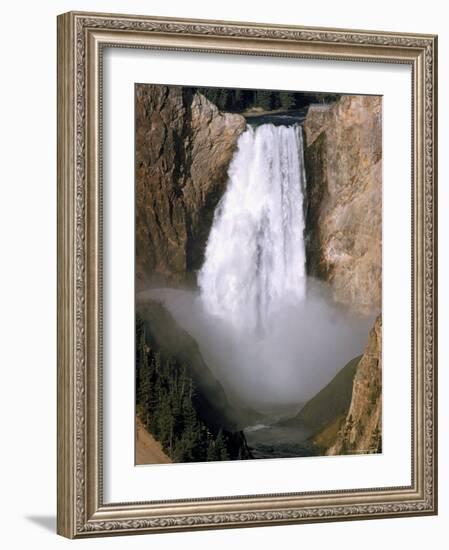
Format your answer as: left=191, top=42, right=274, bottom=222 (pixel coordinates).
left=327, top=315, right=382, bottom=455
left=303, top=95, right=382, bottom=314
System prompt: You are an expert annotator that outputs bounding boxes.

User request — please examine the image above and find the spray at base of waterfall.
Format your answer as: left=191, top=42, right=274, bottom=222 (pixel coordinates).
left=138, top=283, right=374, bottom=415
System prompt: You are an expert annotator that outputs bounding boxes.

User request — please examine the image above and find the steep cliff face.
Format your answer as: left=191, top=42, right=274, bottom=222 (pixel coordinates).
left=284, top=355, right=360, bottom=434
left=303, top=95, right=382, bottom=313
left=135, top=85, right=246, bottom=289
left=326, top=315, right=382, bottom=455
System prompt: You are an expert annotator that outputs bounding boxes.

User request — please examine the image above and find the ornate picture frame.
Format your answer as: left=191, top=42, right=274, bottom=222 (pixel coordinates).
left=57, top=11, right=437, bottom=538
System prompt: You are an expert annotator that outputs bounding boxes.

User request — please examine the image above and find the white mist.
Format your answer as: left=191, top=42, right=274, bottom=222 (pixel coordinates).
left=140, top=123, right=372, bottom=414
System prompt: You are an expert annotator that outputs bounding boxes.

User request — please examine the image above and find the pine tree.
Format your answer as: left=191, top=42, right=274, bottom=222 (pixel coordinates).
left=136, top=323, right=154, bottom=431
left=233, top=88, right=243, bottom=110
left=136, top=326, right=148, bottom=406
left=256, top=90, right=273, bottom=111
left=214, top=430, right=229, bottom=461
left=173, top=437, right=187, bottom=463
left=135, top=318, right=251, bottom=464
left=206, top=438, right=217, bottom=461
left=180, top=380, right=200, bottom=460
left=214, top=89, right=229, bottom=110
left=247, top=90, right=257, bottom=109
left=271, top=92, right=281, bottom=110
left=158, top=387, right=174, bottom=451
left=279, top=91, right=296, bottom=110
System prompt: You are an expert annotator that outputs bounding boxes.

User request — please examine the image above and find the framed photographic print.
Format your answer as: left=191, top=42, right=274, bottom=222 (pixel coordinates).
left=57, top=11, right=438, bottom=538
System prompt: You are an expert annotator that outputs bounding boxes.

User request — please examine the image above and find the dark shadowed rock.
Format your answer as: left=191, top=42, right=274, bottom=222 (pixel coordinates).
left=282, top=355, right=361, bottom=434
left=135, top=85, right=246, bottom=289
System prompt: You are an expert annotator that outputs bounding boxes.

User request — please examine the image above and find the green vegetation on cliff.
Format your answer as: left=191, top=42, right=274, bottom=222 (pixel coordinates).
left=136, top=301, right=252, bottom=463
left=195, top=86, right=341, bottom=114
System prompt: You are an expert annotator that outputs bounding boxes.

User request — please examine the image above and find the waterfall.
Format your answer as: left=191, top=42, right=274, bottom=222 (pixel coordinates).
left=198, top=123, right=307, bottom=335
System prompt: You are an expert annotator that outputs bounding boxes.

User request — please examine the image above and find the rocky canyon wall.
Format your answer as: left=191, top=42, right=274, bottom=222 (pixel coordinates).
left=326, top=315, right=382, bottom=455
left=135, top=84, right=246, bottom=290
left=303, top=95, right=382, bottom=314
left=303, top=96, right=383, bottom=455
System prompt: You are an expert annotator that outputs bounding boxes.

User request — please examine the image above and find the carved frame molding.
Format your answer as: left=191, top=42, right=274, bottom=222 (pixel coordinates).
left=57, top=11, right=437, bottom=538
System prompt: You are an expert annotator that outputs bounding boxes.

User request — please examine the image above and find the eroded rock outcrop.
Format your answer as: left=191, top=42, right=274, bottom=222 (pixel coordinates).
left=135, top=85, right=246, bottom=289
left=303, top=96, right=382, bottom=313
left=326, top=315, right=382, bottom=455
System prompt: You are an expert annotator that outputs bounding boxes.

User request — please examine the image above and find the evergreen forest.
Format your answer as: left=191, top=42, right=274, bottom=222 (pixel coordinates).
left=136, top=317, right=252, bottom=463
left=195, top=87, right=341, bottom=113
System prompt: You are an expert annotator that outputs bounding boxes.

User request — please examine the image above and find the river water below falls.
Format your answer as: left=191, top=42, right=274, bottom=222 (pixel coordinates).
left=244, top=422, right=319, bottom=459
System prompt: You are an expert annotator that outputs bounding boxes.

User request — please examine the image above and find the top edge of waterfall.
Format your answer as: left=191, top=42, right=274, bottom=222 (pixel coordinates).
left=246, top=121, right=302, bottom=130
left=244, top=110, right=307, bottom=128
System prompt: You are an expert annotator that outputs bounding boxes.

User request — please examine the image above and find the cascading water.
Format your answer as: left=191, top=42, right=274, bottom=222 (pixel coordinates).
left=144, top=121, right=371, bottom=413
left=198, top=123, right=307, bottom=335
